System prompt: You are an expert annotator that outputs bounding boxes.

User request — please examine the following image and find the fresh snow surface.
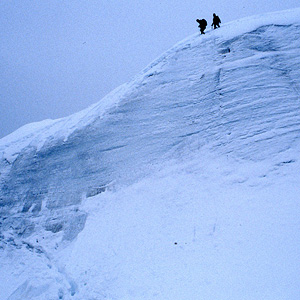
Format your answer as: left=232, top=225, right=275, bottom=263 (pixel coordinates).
left=1, top=8, right=300, bottom=300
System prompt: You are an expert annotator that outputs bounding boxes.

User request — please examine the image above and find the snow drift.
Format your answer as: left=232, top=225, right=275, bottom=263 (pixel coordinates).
left=1, top=8, right=300, bottom=300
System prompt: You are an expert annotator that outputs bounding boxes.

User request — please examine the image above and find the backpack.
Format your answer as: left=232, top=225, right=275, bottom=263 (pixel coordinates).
left=201, top=19, right=207, bottom=27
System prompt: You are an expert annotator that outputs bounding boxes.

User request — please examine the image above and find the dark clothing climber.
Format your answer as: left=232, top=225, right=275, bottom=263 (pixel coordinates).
left=211, top=13, right=221, bottom=29
left=196, top=19, right=207, bottom=34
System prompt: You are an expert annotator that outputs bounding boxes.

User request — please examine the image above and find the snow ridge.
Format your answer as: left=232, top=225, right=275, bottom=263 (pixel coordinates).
left=1, top=8, right=300, bottom=300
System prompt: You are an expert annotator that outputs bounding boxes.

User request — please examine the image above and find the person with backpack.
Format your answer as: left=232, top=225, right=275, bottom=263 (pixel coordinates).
left=211, top=13, right=221, bottom=29
left=196, top=18, right=207, bottom=34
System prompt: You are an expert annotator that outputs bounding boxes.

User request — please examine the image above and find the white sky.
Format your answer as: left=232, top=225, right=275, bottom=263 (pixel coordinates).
left=1, top=0, right=299, bottom=138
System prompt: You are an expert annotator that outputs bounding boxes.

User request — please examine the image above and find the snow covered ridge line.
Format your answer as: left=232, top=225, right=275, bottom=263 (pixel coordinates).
left=1, top=7, right=300, bottom=162
left=140, top=7, right=300, bottom=76
left=0, top=83, right=130, bottom=162
left=211, top=6, right=300, bottom=39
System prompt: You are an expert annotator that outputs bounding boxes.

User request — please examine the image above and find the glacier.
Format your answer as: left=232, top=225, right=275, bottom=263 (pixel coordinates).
left=1, top=8, right=300, bottom=300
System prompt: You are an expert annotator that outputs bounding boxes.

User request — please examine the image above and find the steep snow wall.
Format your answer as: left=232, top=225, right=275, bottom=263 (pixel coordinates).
left=0, top=8, right=300, bottom=279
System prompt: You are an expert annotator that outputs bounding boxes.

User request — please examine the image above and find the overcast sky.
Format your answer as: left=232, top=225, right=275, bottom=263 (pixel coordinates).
left=1, top=0, right=299, bottom=138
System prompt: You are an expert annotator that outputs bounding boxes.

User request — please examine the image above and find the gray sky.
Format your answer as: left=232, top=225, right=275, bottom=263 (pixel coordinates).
left=1, top=1, right=299, bottom=138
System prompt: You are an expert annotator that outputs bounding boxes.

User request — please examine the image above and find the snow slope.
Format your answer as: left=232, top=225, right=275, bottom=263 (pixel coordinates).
left=1, top=8, right=300, bottom=300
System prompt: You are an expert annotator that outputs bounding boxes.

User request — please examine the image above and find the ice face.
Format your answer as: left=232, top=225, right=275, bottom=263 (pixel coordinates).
left=1, top=12, right=300, bottom=299
left=1, top=23, right=300, bottom=246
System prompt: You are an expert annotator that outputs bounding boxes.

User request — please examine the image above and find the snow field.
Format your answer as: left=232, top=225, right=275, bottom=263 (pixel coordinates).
left=63, top=151, right=300, bottom=299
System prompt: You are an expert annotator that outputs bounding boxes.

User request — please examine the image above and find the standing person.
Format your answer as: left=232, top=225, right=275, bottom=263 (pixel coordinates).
left=211, top=13, right=221, bottom=29
left=196, top=18, right=207, bottom=34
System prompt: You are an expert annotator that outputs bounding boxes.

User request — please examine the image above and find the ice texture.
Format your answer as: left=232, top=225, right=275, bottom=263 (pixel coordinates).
left=1, top=8, right=300, bottom=300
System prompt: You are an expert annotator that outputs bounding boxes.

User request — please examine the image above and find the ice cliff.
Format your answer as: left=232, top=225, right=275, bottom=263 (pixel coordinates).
left=1, top=8, right=300, bottom=300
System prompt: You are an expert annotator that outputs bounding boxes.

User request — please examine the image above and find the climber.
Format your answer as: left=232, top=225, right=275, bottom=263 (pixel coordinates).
left=211, top=13, right=221, bottom=29
left=196, top=19, right=207, bottom=34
